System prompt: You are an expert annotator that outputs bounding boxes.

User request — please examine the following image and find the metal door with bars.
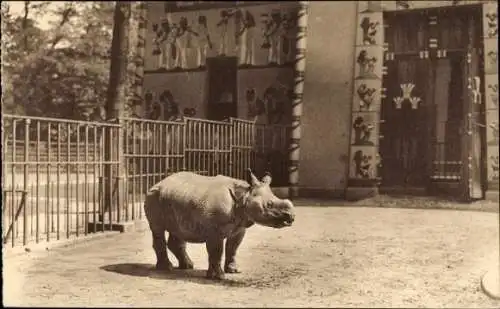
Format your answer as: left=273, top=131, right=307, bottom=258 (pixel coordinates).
left=381, top=5, right=485, bottom=199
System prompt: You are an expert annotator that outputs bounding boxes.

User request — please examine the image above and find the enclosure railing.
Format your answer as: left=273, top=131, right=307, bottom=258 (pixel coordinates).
left=2, top=114, right=290, bottom=248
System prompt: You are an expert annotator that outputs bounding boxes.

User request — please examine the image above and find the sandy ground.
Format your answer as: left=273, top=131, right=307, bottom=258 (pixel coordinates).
left=3, top=205, right=500, bottom=308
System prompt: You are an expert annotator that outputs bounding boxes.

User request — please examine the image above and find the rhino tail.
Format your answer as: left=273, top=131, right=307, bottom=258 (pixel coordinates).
left=144, top=186, right=161, bottom=226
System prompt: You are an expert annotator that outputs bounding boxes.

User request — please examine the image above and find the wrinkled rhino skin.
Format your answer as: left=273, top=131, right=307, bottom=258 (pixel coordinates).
left=144, top=169, right=295, bottom=280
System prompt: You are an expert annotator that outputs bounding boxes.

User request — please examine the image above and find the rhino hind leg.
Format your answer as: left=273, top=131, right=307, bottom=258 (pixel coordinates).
left=152, top=231, right=173, bottom=271
left=224, top=229, right=246, bottom=273
left=167, top=234, right=194, bottom=269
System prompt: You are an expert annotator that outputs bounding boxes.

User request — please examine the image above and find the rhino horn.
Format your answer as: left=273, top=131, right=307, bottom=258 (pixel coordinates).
left=245, top=168, right=260, bottom=187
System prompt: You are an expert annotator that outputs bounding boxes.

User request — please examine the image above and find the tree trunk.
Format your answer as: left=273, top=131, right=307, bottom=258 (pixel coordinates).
left=106, top=1, right=131, bottom=120
left=102, top=2, right=131, bottom=223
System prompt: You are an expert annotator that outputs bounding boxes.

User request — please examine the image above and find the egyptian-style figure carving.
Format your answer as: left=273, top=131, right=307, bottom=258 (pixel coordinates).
left=489, top=122, right=499, bottom=145
left=152, top=18, right=177, bottom=70
left=352, top=116, right=375, bottom=146
left=356, top=50, right=377, bottom=77
left=246, top=88, right=266, bottom=120
left=217, top=9, right=235, bottom=56
left=159, top=90, right=181, bottom=121
left=175, top=17, right=197, bottom=69
left=491, top=156, right=499, bottom=181
left=235, top=10, right=256, bottom=66
left=486, top=12, right=498, bottom=38
left=487, top=51, right=498, bottom=71
left=353, top=150, right=373, bottom=179
left=281, top=11, right=298, bottom=64
left=356, top=84, right=377, bottom=110
left=360, top=17, right=379, bottom=45
left=489, top=84, right=498, bottom=108
left=261, top=10, right=282, bottom=65
left=193, top=15, right=213, bottom=68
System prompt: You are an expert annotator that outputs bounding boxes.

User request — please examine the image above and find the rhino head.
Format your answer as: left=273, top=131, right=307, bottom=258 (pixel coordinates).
left=232, top=169, right=295, bottom=229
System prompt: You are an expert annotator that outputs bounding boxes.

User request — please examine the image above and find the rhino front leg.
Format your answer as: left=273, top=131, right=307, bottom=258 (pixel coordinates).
left=224, top=228, right=246, bottom=273
left=167, top=234, right=194, bottom=269
left=206, top=237, right=225, bottom=280
left=152, top=231, right=173, bottom=271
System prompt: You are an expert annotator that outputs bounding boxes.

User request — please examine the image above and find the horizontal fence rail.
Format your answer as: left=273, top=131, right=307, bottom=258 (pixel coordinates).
left=2, top=114, right=290, bottom=248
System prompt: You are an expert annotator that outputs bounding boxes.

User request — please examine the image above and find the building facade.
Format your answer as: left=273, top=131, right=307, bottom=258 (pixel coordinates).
left=141, top=1, right=499, bottom=201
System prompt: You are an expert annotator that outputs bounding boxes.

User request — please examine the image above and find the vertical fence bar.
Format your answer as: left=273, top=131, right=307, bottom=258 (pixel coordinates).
left=57, top=123, right=61, bottom=240
left=46, top=123, right=51, bottom=243
left=22, top=119, right=30, bottom=246
left=76, top=124, right=80, bottom=236
left=84, top=126, right=89, bottom=235
left=124, top=121, right=129, bottom=222
left=108, top=126, right=113, bottom=230
left=35, top=121, right=40, bottom=243
left=10, top=120, right=16, bottom=247
left=100, top=125, right=105, bottom=233
left=93, top=125, right=98, bottom=233
left=131, top=121, right=136, bottom=220
left=66, top=123, right=71, bottom=239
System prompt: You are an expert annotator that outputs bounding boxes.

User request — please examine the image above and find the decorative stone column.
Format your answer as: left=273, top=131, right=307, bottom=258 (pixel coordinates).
left=346, top=1, right=385, bottom=200
left=482, top=1, right=499, bottom=201
left=288, top=1, right=309, bottom=198
left=134, top=2, right=148, bottom=118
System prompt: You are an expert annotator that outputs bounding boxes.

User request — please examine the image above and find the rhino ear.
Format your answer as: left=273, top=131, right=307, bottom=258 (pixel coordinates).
left=245, top=168, right=260, bottom=187
left=261, top=172, right=272, bottom=185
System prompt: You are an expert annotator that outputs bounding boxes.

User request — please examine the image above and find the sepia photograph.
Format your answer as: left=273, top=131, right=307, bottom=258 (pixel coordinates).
left=2, top=0, right=499, bottom=307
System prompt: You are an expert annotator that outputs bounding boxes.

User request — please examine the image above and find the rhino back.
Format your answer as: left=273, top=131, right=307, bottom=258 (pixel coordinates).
left=146, top=172, right=249, bottom=241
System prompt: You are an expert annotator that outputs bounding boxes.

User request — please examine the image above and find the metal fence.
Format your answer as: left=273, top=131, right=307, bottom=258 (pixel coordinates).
left=2, top=114, right=289, bottom=248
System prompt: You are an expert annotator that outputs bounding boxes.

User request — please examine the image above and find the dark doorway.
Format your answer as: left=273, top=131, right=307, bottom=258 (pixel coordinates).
left=206, top=57, right=238, bottom=121
left=380, top=5, right=485, bottom=199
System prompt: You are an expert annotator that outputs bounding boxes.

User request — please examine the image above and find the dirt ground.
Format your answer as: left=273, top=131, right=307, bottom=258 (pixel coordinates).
left=3, top=205, right=500, bottom=308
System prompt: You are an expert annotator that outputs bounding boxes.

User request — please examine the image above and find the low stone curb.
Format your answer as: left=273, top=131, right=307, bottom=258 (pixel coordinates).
left=291, top=197, right=499, bottom=213
left=2, top=231, right=121, bottom=259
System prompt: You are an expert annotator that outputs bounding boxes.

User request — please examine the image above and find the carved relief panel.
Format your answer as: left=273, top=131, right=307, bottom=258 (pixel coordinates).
left=349, top=146, right=380, bottom=179
left=353, top=79, right=382, bottom=112
left=356, top=13, right=383, bottom=46
left=485, top=75, right=499, bottom=110
left=351, top=112, right=380, bottom=146
left=355, top=46, right=384, bottom=80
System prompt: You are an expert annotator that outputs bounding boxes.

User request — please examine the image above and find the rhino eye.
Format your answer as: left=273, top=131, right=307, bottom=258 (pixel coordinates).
left=266, top=201, right=273, bottom=208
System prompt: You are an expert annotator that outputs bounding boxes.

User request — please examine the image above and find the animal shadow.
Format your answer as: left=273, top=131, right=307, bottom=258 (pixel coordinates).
left=100, top=263, right=249, bottom=287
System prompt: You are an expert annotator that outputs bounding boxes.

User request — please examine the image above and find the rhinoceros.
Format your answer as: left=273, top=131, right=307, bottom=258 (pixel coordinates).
left=144, top=169, right=295, bottom=280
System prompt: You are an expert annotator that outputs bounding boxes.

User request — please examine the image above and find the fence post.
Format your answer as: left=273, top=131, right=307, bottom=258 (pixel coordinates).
left=289, top=1, right=309, bottom=198
left=23, top=118, right=31, bottom=246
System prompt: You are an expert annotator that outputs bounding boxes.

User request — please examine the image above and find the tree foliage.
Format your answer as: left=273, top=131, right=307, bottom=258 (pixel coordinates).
left=1, top=1, right=141, bottom=121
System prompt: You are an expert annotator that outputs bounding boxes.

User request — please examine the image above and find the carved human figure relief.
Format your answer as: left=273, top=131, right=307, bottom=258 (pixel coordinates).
left=261, top=10, right=282, bottom=65
left=356, top=50, right=377, bottom=77
left=281, top=11, right=297, bottom=64
left=194, top=15, right=212, bottom=68
left=360, top=17, right=379, bottom=45
left=486, top=12, right=498, bottom=38
left=491, top=155, right=499, bottom=181
left=217, top=9, right=234, bottom=56
left=235, top=10, right=256, bottom=66
left=487, top=51, right=498, bottom=71
left=175, top=16, right=196, bottom=69
left=489, top=122, right=499, bottom=145
left=352, top=116, right=375, bottom=146
left=352, top=150, right=373, bottom=179
left=488, top=84, right=499, bottom=108
left=153, top=17, right=177, bottom=70
left=356, top=84, right=377, bottom=110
